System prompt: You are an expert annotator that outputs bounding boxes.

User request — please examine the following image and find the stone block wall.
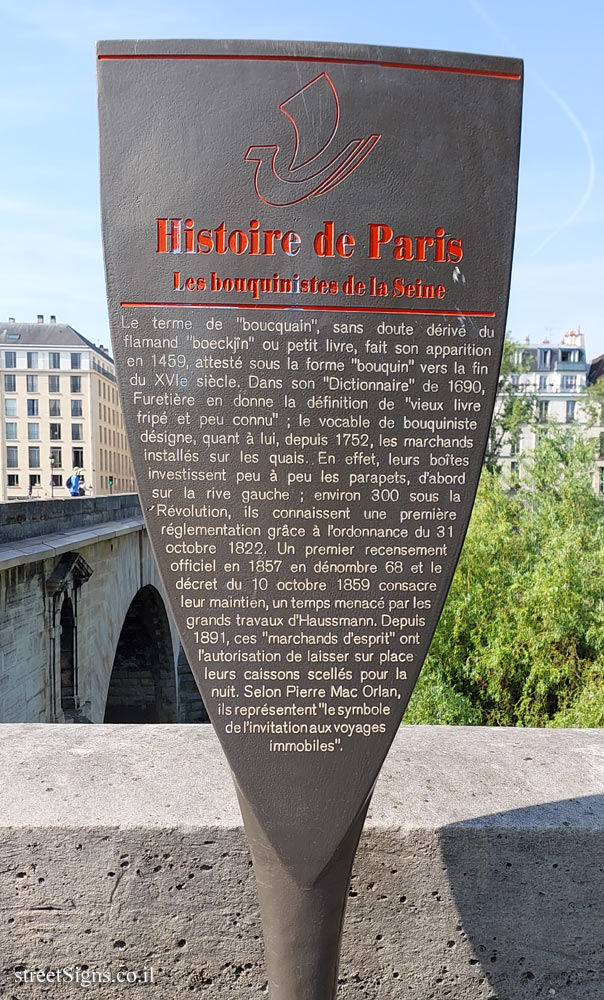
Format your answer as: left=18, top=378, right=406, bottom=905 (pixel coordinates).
left=0, top=725, right=602, bottom=999
left=0, top=561, right=49, bottom=721
left=0, top=495, right=141, bottom=544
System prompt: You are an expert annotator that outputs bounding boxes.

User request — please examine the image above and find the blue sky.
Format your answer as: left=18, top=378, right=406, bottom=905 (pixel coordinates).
left=1, top=1, right=602, bottom=357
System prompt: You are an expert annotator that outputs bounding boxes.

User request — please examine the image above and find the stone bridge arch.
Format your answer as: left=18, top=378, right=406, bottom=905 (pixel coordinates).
left=0, top=498, right=205, bottom=723
left=103, top=584, right=177, bottom=723
left=60, top=525, right=182, bottom=723
left=43, top=538, right=181, bottom=723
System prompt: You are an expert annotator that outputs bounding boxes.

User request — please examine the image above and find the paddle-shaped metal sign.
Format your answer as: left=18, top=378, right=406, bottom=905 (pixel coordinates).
left=98, top=39, right=522, bottom=1000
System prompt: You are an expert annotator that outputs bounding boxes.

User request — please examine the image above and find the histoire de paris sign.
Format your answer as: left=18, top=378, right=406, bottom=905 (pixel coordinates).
left=98, top=39, right=522, bottom=1000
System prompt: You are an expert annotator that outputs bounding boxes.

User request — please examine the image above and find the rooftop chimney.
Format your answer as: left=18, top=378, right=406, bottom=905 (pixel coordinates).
left=50, top=315, right=56, bottom=324
left=8, top=317, right=15, bottom=323
left=37, top=314, right=44, bottom=324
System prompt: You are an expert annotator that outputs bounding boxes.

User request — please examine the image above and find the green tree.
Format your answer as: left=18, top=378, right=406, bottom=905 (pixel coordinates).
left=405, top=424, right=604, bottom=728
left=579, top=373, right=604, bottom=431
left=483, top=336, right=535, bottom=473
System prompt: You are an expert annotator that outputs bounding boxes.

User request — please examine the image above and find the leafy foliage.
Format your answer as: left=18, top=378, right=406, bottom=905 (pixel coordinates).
left=580, top=375, right=604, bottom=430
left=405, top=425, right=604, bottom=728
left=483, top=337, right=535, bottom=472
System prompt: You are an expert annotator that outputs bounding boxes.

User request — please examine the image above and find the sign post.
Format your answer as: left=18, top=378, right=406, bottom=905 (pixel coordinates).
left=98, top=39, right=522, bottom=999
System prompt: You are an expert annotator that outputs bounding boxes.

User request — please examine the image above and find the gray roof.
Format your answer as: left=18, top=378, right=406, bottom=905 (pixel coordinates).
left=0, top=321, right=113, bottom=363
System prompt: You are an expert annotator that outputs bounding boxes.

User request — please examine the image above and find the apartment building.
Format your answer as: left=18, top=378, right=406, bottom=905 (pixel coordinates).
left=495, top=330, right=604, bottom=491
left=0, top=316, right=135, bottom=500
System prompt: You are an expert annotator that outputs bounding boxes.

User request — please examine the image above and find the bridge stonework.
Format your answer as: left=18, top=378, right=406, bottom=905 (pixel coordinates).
left=0, top=496, right=198, bottom=724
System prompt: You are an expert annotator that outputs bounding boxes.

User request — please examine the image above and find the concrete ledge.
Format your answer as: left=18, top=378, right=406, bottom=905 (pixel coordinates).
left=0, top=517, right=145, bottom=571
left=0, top=494, right=141, bottom=544
left=0, top=725, right=602, bottom=998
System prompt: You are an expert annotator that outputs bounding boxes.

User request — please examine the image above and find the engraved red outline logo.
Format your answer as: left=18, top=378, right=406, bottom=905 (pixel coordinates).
left=245, top=72, right=381, bottom=207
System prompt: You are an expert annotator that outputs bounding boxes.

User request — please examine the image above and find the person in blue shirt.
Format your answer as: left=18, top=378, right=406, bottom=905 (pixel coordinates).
left=65, top=470, right=81, bottom=498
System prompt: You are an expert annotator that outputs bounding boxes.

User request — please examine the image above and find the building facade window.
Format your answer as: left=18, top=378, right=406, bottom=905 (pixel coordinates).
left=4, top=351, right=16, bottom=368
left=539, top=349, right=552, bottom=369
left=49, top=352, right=61, bottom=369
left=5, top=422, right=17, bottom=440
left=4, top=374, right=16, bottom=392
left=7, top=474, right=19, bottom=487
left=72, top=447, right=84, bottom=468
left=566, top=400, right=576, bottom=423
left=51, top=474, right=63, bottom=487
left=6, top=446, right=18, bottom=468
left=70, top=376, right=81, bottom=393
left=70, top=353, right=81, bottom=370
left=49, top=399, right=61, bottom=417
left=28, top=447, right=40, bottom=468
left=71, top=423, right=83, bottom=441
left=539, top=375, right=547, bottom=390
left=27, top=399, right=38, bottom=417
left=537, top=400, right=549, bottom=423
left=26, top=352, right=38, bottom=369
left=50, top=447, right=62, bottom=468
left=29, top=474, right=41, bottom=489
left=48, top=375, right=60, bottom=393
left=27, top=423, right=40, bottom=441
left=50, top=423, right=61, bottom=440
left=562, top=375, right=577, bottom=391
left=26, top=375, right=38, bottom=393
left=560, top=349, right=578, bottom=363
left=4, top=399, right=17, bottom=417
left=71, top=400, right=82, bottom=417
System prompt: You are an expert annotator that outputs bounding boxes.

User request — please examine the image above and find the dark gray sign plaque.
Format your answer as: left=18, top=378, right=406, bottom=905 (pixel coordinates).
left=98, top=39, right=522, bottom=999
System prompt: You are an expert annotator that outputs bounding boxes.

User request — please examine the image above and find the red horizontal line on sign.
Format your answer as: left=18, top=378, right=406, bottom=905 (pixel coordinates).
left=121, top=301, right=496, bottom=317
left=98, top=53, right=520, bottom=81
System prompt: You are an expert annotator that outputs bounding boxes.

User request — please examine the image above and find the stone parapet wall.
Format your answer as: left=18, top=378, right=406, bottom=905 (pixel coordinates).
left=0, top=494, right=141, bottom=544
left=0, top=725, right=602, bottom=998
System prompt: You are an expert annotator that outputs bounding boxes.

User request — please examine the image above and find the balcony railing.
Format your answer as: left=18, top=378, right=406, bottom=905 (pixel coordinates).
left=507, top=383, right=585, bottom=395
left=92, top=358, right=116, bottom=382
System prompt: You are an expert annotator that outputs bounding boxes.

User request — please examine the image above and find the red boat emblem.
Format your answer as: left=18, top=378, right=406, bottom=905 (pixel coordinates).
left=245, top=73, right=381, bottom=207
